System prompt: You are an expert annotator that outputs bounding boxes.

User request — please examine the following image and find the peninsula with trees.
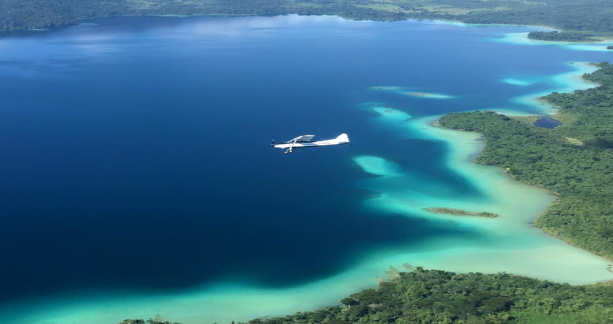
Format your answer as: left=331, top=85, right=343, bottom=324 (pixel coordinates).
left=439, top=62, right=613, bottom=259
left=121, top=268, right=613, bottom=324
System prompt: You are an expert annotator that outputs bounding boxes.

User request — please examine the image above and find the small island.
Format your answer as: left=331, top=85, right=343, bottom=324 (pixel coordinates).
left=608, top=46, right=613, bottom=50
left=527, top=31, right=594, bottom=42
left=424, top=207, right=498, bottom=218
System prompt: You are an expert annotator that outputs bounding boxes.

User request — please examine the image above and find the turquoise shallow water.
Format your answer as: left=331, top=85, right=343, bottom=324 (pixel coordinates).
left=0, top=15, right=612, bottom=324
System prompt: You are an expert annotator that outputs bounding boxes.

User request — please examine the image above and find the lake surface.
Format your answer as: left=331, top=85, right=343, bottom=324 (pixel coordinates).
left=0, top=15, right=612, bottom=324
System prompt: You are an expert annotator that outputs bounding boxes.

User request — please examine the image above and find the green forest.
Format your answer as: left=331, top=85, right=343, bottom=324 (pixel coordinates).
left=1, top=0, right=613, bottom=40
left=120, top=268, right=613, bottom=324
left=439, top=62, right=613, bottom=259
left=527, top=31, right=593, bottom=42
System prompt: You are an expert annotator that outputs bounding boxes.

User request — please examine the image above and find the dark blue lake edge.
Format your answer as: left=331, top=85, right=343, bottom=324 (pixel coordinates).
left=534, top=115, right=562, bottom=128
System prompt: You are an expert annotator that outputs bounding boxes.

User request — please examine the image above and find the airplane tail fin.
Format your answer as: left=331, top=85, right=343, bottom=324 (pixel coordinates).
left=336, top=133, right=350, bottom=143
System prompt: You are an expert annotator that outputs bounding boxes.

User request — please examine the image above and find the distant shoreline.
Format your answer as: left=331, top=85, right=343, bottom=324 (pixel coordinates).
left=2, top=1, right=612, bottom=43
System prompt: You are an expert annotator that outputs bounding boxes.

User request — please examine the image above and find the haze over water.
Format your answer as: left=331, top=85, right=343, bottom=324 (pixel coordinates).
left=0, top=15, right=612, bottom=324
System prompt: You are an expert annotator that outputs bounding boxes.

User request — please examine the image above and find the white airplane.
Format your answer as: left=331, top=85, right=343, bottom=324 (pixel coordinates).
left=272, top=133, right=350, bottom=154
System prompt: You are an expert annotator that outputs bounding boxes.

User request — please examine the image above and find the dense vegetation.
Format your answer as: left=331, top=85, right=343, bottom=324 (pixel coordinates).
left=528, top=31, right=593, bottom=42
left=0, top=0, right=127, bottom=31
left=544, top=62, right=613, bottom=148
left=122, top=268, right=613, bottom=324
left=241, top=269, right=613, bottom=324
left=2, top=0, right=613, bottom=40
left=439, top=62, right=613, bottom=259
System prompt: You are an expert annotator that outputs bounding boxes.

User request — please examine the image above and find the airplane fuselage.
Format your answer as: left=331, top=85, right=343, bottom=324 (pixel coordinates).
left=273, top=133, right=350, bottom=153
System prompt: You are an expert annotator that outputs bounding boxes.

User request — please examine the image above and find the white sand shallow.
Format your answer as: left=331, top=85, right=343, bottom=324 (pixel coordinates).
left=501, top=77, right=539, bottom=87
left=371, top=86, right=455, bottom=99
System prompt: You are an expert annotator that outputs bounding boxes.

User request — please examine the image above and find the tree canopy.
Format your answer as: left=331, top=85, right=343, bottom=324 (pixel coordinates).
left=439, top=62, right=613, bottom=259
left=122, top=268, right=613, bottom=324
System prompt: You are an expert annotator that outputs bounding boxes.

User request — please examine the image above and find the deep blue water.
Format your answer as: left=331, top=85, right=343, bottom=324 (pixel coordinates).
left=0, top=15, right=610, bottom=306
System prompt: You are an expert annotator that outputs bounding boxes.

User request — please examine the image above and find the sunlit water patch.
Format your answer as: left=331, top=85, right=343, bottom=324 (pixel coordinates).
left=501, top=77, right=542, bottom=87
left=371, top=86, right=455, bottom=99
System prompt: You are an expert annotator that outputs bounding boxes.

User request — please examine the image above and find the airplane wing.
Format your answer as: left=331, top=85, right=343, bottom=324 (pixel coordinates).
left=287, top=135, right=315, bottom=143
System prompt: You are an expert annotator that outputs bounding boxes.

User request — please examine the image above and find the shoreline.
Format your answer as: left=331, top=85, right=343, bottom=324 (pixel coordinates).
left=2, top=13, right=612, bottom=46
left=409, top=113, right=609, bottom=282
left=434, top=118, right=612, bottom=263
left=435, top=63, right=613, bottom=263
left=432, top=117, right=613, bottom=268
left=533, top=69, right=613, bottom=263
left=431, top=117, right=560, bottom=202
left=534, top=204, right=613, bottom=263
left=429, top=61, right=612, bottom=264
